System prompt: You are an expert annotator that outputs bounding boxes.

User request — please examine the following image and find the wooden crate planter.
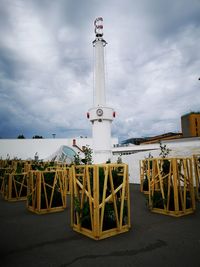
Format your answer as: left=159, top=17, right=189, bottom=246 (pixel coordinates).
left=193, top=154, right=200, bottom=200
left=27, top=170, right=67, bottom=214
left=3, top=172, right=28, bottom=201
left=0, top=168, right=14, bottom=197
left=148, top=158, right=195, bottom=217
left=71, top=164, right=131, bottom=240
left=140, top=159, right=153, bottom=194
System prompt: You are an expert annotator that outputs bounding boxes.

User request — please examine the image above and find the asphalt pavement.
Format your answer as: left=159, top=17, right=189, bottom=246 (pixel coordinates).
left=0, top=184, right=200, bottom=267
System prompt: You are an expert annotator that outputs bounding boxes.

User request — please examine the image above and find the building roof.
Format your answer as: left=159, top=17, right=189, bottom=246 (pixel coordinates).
left=122, top=132, right=182, bottom=145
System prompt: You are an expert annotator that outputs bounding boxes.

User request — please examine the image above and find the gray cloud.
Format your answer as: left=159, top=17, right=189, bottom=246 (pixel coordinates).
left=0, top=0, right=200, bottom=140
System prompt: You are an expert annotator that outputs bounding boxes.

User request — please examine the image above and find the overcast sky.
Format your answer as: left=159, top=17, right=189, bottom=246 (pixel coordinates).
left=0, top=0, right=200, bottom=141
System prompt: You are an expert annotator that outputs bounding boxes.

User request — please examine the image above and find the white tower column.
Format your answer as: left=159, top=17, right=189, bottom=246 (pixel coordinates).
left=94, top=38, right=106, bottom=106
left=87, top=17, right=115, bottom=164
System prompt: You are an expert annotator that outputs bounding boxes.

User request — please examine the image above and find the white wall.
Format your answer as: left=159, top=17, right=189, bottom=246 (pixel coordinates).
left=0, top=137, right=118, bottom=160
left=0, top=138, right=90, bottom=160
left=113, top=138, right=200, bottom=184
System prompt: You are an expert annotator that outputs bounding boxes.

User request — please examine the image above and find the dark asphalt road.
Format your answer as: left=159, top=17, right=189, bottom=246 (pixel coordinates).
left=0, top=184, right=200, bottom=267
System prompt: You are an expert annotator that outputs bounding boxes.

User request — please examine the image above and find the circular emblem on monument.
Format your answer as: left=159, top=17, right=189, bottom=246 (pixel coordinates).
left=96, top=108, right=103, bottom=116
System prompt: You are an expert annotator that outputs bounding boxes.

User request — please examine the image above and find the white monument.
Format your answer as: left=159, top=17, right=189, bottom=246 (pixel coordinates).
left=87, top=17, right=115, bottom=163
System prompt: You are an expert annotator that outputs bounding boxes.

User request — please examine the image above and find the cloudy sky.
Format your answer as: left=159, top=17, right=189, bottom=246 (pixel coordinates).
left=0, top=0, right=200, bottom=141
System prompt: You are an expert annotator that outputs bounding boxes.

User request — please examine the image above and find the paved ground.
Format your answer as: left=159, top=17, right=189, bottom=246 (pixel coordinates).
left=0, top=184, right=200, bottom=267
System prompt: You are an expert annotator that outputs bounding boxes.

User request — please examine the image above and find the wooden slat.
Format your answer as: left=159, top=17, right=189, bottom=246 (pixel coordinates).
left=193, top=154, right=200, bottom=201
left=86, top=166, right=94, bottom=232
left=109, top=167, right=120, bottom=230
left=93, top=165, right=100, bottom=238
left=99, top=166, right=108, bottom=234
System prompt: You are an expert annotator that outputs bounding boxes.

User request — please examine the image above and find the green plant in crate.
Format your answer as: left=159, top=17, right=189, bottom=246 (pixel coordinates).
left=81, top=201, right=91, bottom=229
left=74, top=166, right=127, bottom=231
left=99, top=167, right=107, bottom=201
left=40, top=172, right=63, bottom=209
left=28, top=173, right=37, bottom=206
left=99, top=167, right=123, bottom=201
left=103, top=202, right=116, bottom=230
left=143, top=153, right=154, bottom=192
left=159, top=141, right=170, bottom=158
left=74, top=197, right=81, bottom=213
left=151, top=191, right=166, bottom=209
left=102, top=200, right=127, bottom=230
left=143, top=176, right=149, bottom=191
left=82, top=145, right=93, bottom=165
left=117, top=156, right=122, bottom=164
left=101, top=166, right=127, bottom=230
left=12, top=174, right=27, bottom=198
left=159, top=141, right=170, bottom=175
left=27, top=194, right=32, bottom=206
left=31, top=162, right=48, bottom=171
left=74, top=197, right=92, bottom=229
left=73, top=152, right=81, bottom=165
left=112, top=168, right=123, bottom=195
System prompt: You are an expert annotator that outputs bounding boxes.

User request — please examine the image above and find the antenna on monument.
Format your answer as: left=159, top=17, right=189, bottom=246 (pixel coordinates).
left=94, top=17, right=103, bottom=37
